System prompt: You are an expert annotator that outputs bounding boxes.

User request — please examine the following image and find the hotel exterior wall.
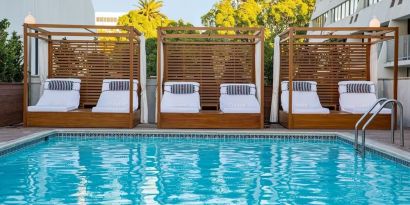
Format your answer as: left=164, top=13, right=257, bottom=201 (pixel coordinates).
left=0, top=0, right=95, bottom=35
left=378, top=78, right=410, bottom=128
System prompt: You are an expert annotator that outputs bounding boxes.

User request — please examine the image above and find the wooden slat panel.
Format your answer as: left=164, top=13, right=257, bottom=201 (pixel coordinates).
left=164, top=44, right=254, bottom=107
left=280, top=43, right=368, bottom=108
left=50, top=41, right=140, bottom=107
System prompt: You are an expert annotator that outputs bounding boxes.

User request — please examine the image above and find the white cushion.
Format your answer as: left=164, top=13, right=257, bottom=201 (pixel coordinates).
left=92, top=79, right=139, bottom=113
left=219, top=95, right=260, bottom=113
left=161, top=92, right=200, bottom=113
left=101, top=79, right=138, bottom=92
left=45, top=78, right=81, bottom=91
left=281, top=81, right=317, bottom=92
left=338, top=81, right=385, bottom=114
left=338, top=81, right=375, bottom=93
left=164, top=82, right=200, bottom=92
left=28, top=105, right=77, bottom=112
left=220, top=83, right=256, bottom=95
left=281, top=91, right=329, bottom=114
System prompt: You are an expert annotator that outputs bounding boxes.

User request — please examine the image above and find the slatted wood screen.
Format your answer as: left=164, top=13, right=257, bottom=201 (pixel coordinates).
left=280, top=43, right=369, bottom=108
left=50, top=41, right=139, bottom=107
left=164, top=43, right=255, bottom=107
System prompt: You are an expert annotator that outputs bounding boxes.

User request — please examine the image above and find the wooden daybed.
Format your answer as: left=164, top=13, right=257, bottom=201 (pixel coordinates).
left=276, top=27, right=399, bottom=129
left=156, top=27, right=265, bottom=129
left=23, top=24, right=145, bottom=128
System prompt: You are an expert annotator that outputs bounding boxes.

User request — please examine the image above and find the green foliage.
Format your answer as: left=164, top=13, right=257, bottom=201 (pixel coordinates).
left=118, top=0, right=168, bottom=38
left=202, top=0, right=315, bottom=84
left=145, top=38, right=157, bottom=77
left=0, top=19, right=23, bottom=82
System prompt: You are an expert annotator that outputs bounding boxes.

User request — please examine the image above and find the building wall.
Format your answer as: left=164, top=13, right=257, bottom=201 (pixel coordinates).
left=0, top=0, right=95, bottom=105
left=0, top=0, right=95, bottom=35
left=95, top=12, right=126, bottom=26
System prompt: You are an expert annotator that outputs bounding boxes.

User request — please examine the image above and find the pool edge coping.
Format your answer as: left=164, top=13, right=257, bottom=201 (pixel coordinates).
left=1, top=129, right=409, bottom=166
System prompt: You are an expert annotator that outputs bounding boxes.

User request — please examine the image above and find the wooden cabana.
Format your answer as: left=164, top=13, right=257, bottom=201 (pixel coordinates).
left=156, top=27, right=265, bottom=129
left=276, top=27, right=399, bottom=129
left=23, top=24, right=147, bottom=128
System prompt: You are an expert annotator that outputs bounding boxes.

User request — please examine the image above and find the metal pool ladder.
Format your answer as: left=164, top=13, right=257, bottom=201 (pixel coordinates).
left=354, top=98, right=404, bottom=154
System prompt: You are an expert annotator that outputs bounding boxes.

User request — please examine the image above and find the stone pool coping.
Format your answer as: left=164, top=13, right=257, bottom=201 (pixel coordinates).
left=1, top=129, right=409, bottom=166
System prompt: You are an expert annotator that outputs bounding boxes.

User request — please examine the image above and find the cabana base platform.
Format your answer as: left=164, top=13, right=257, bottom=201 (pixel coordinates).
left=159, top=112, right=263, bottom=129
left=279, top=111, right=391, bottom=130
left=26, top=110, right=140, bottom=128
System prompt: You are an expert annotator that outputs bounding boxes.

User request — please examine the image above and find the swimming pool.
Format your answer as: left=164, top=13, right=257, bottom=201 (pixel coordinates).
left=0, top=133, right=409, bottom=204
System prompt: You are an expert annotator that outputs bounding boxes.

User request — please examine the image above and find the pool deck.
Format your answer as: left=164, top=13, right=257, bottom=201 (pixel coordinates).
left=1, top=124, right=409, bottom=154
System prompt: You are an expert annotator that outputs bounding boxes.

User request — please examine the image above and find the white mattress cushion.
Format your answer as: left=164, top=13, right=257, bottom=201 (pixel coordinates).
left=161, top=92, right=200, bottom=113
left=219, top=95, right=260, bottom=113
left=281, top=91, right=329, bottom=114
left=93, top=91, right=138, bottom=113
left=28, top=105, right=77, bottom=112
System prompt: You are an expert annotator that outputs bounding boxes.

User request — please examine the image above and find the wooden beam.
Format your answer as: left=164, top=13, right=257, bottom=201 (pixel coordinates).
left=163, top=41, right=255, bottom=45
left=160, top=26, right=262, bottom=31
left=156, top=29, right=162, bottom=126
left=163, top=33, right=258, bottom=39
left=129, top=29, right=134, bottom=128
left=23, top=24, right=28, bottom=127
left=260, top=29, right=265, bottom=128
left=293, top=34, right=394, bottom=39
left=288, top=28, right=294, bottom=126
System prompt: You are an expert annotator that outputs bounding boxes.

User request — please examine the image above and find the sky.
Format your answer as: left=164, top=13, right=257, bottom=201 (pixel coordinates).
left=92, top=0, right=219, bottom=26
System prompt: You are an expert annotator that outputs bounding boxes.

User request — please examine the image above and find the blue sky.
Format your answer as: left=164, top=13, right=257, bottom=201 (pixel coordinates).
left=92, top=0, right=219, bottom=26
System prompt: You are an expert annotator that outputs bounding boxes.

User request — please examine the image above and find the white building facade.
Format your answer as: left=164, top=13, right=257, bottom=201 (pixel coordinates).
left=0, top=0, right=95, bottom=104
left=310, top=0, right=410, bottom=126
left=95, top=12, right=126, bottom=26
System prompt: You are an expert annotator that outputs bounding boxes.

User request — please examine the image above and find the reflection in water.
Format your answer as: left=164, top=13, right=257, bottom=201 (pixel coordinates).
left=0, top=138, right=409, bottom=204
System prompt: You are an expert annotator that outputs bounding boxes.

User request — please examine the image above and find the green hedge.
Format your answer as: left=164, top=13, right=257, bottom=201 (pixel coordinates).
left=0, top=19, right=23, bottom=83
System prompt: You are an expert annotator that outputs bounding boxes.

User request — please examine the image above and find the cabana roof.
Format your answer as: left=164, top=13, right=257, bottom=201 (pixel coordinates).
left=275, top=26, right=399, bottom=129
left=25, top=24, right=141, bottom=40
left=157, top=27, right=265, bottom=129
left=23, top=24, right=146, bottom=128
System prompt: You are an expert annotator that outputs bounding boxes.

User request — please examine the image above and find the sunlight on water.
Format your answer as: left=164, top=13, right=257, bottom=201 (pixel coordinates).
left=0, top=137, right=409, bottom=204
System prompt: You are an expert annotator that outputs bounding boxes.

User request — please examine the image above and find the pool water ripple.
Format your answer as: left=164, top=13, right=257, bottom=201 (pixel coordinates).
left=0, top=137, right=409, bottom=204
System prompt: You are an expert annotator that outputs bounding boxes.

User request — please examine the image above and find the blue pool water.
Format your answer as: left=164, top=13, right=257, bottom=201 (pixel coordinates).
left=0, top=136, right=409, bottom=204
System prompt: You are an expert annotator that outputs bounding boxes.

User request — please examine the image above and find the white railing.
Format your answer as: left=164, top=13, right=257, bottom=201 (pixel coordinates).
left=386, top=34, right=410, bottom=62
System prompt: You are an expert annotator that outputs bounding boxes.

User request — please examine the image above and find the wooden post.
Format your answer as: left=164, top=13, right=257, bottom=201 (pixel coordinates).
left=259, top=28, right=265, bottom=128
left=288, top=28, right=294, bottom=128
left=366, top=38, right=371, bottom=81
left=156, top=28, right=162, bottom=127
left=129, top=28, right=134, bottom=128
left=23, top=24, right=28, bottom=127
left=47, top=36, right=52, bottom=78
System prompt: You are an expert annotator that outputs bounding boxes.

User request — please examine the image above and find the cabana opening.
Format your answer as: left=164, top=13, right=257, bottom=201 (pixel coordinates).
left=156, top=27, right=265, bottom=129
left=273, top=27, right=399, bottom=129
left=23, top=24, right=147, bottom=128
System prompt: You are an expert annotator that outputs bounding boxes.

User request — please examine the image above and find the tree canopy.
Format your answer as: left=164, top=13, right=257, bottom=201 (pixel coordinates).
left=201, top=0, right=315, bottom=83
left=118, top=0, right=315, bottom=82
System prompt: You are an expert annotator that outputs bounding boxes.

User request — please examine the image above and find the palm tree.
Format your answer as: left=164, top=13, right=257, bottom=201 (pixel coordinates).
left=137, top=0, right=166, bottom=21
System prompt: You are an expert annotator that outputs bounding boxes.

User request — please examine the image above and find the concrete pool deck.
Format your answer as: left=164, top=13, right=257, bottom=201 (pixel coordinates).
left=1, top=124, right=409, bottom=157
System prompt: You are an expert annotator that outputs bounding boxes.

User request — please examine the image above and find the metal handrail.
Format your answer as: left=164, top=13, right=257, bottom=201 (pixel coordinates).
left=354, top=98, right=387, bottom=150
left=356, top=99, right=404, bottom=154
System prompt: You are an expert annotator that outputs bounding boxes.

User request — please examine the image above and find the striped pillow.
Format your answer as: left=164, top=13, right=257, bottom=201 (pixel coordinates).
left=287, top=82, right=311, bottom=92
left=226, top=85, right=252, bottom=95
left=109, top=81, right=130, bottom=91
left=346, top=83, right=371, bottom=93
left=170, top=84, right=195, bottom=94
left=48, top=80, right=73, bottom=90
